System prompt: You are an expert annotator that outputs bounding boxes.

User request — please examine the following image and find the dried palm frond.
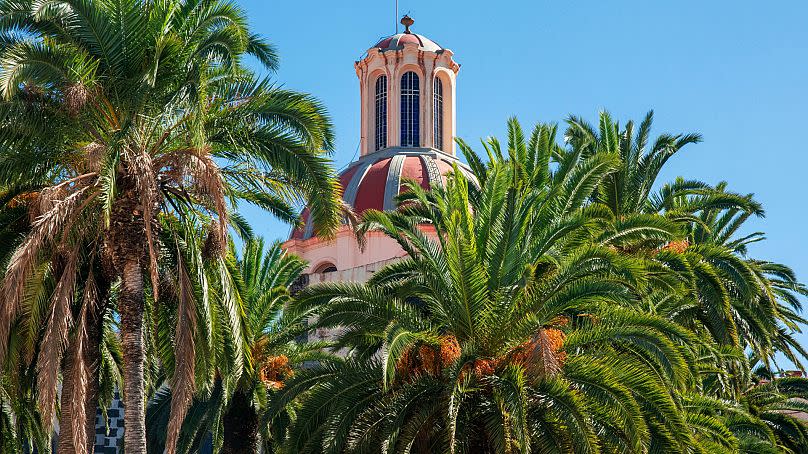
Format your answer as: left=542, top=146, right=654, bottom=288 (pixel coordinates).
left=67, top=272, right=98, bottom=452
left=75, top=142, right=107, bottom=173
left=0, top=188, right=88, bottom=363
left=341, top=198, right=359, bottom=230
left=153, top=151, right=188, bottom=182
left=37, top=247, right=80, bottom=427
left=35, top=186, right=67, bottom=223
left=187, top=150, right=229, bottom=253
left=157, top=147, right=230, bottom=257
left=165, top=255, right=197, bottom=454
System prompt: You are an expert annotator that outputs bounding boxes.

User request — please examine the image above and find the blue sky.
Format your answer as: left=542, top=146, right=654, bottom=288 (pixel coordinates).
left=237, top=1, right=808, bottom=361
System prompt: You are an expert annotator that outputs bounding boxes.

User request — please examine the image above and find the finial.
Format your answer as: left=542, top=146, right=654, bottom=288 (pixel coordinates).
left=401, top=15, right=414, bottom=34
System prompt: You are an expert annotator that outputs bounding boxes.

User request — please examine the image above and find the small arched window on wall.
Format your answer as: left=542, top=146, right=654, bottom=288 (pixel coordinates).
left=374, top=75, right=387, bottom=151
left=433, top=77, right=443, bottom=150
left=314, top=262, right=337, bottom=274
left=400, top=71, right=420, bottom=147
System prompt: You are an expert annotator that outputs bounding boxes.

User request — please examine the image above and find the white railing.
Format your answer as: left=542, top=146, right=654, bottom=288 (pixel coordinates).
left=307, top=256, right=403, bottom=284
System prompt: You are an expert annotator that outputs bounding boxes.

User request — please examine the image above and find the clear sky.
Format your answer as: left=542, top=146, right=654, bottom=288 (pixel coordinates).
left=236, top=1, right=808, bottom=361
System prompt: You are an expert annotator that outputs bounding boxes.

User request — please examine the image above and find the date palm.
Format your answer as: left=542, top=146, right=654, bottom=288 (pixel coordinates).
left=560, top=112, right=805, bottom=373
left=741, top=377, right=808, bottom=452
left=685, top=183, right=807, bottom=366
left=146, top=238, right=331, bottom=453
left=649, top=180, right=808, bottom=377
left=0, top=184, right=114, bottom=451
left=683, top=374, right=808, bottom=454
left=282, top=124, right=700, bottom=453
left=216, top=239, right=329, bottom=454
left=564, top=110, right=701, bottom=217
left=0, top=0, right=341, bottom=452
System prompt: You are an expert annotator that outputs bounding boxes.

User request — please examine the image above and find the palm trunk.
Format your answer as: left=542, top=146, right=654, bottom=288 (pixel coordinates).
left=222, top=389, right=259, bottom=454
left=120, top=260, right=147, bottom=454
left=57, top=338, right=79, bottom=452
left=83, top=365, right=100, bottom=450
left=83, top=296, right=104, bottom=448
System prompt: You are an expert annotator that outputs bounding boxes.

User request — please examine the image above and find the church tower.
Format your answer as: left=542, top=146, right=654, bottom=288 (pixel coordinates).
left=283, top=16, right=473, bottom=284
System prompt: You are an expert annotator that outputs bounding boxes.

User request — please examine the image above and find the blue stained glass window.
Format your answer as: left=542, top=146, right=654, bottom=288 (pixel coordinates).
left=400, top=72, right=420, bottom=147
left=433, top=77, right=443, bottom=150
left=374, top=75, right=387, bottom=150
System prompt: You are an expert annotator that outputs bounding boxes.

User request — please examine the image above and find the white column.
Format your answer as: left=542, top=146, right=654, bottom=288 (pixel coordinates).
left=423, top=57, right=435, bottom=149
left=446, top=69, right=457, bottom=156
left=389, top=59, right=400, bottom=147
left=358, top=65, right=368, bottom=156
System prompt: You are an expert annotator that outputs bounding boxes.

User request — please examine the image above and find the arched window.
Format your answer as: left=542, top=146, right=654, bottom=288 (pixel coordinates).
left=400, top=71, right=420, bottom=147
left=314, top=262, right=337, bottom=274
left=374, top=75, right=387, bottom=150
left=433, top=77, right=443, bottom=150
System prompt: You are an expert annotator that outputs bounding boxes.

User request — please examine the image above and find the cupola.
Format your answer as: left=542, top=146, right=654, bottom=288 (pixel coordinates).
left=288, top=16, right=473, bottom=242
left=355, top=15, right=460, bottom=155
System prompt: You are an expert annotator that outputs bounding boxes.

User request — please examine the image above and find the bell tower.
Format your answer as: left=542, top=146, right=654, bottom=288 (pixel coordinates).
left=355, top=16, right=460, bottom=156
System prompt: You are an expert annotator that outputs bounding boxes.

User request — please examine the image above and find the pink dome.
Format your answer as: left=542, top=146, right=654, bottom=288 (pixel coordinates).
left=290, top=149, right=475, bottom=240
left=372, top=33, right=444, bottom=53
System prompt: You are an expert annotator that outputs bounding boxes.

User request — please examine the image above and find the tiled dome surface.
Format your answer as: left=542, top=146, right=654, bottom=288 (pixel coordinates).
left=290, top=149, right=474, bottom=240
left=373, top=33, right=444, bottom=53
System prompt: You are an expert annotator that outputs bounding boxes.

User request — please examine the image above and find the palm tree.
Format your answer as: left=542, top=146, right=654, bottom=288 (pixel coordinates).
left=645, top=179, right=808, bottom=386
left=560, top=112, right=806, bottom=378
left=146, top=238, right=331, bottom=453
left=0, top=189, right=49, bottom=452
left=281, top=123, right=701, bottom=452
left=682, top=373, right=808, bottom=454
left=564, top=110, right=702, bottom=218
left=0, top=184, right=114, bottom=451
left=218, top=239, right=331, bottom=453
left=682, top=182, right=808, bottom=367
left=0, top=183, right=125, bottom=451
left=741, top=377, right=808, bottom=452
left=0, top=1, right=341, bottom=451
